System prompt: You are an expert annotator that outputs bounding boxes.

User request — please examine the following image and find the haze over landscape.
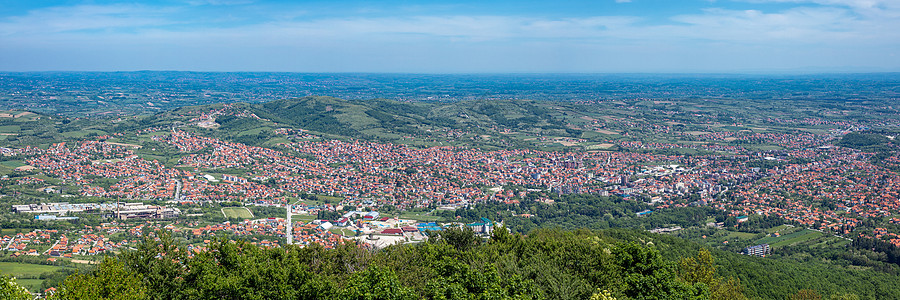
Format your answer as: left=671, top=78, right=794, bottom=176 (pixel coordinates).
left=1, top=0, right=899, bottom=72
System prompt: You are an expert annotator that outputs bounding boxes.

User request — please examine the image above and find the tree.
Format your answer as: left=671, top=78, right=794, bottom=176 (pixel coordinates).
left=119, top=231, right=188, bottom=300
left=0, top=274, right=33, bottom=300
left=338, top=265, right=416, bottom=300
left=829, top=294, right=860, bottom=300
left=50, top=258, right=147, bottom=300
left=791, top=289, right=822, bottom=300
left=424, top=258, right=540, bottom=300
left=613, top=242, right=707, bottom=300
left=432, top=226, right=480, bottom=252
left=679, top=249, right=716, bottom=285
left=678, top=249, right=747, bottom=300
left=590, top=289, right=617, bottom=300
left=181, top=240, right=334, bottom=299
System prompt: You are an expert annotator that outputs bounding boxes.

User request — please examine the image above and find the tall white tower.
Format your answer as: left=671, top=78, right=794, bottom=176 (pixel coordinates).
left=286, top=204, right=292, bottom=245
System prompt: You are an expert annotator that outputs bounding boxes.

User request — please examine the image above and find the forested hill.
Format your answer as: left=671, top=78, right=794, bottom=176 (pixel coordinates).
left=250, top=96, right=575, bottom=144
left=42, top=228, right=898, bottom=300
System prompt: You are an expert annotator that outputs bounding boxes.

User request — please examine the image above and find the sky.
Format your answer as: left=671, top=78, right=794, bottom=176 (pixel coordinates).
left=0, top=0, right=898, bottom=73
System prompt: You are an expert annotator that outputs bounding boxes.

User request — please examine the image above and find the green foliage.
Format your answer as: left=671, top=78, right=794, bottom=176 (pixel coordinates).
left=253, top=96, right=360, bottom=137
left=837, top=133, right=889, bottom=149
left=430, top=226, right=481, bottom=252
left=42, top=228, right=900, bottom=300
left=116, top=233, right=188, bottom=300
left=424, top=258, right=539, bottom=300
left=248, top=205, right=287, bottom=219
left=182, top=239, right=334, bottom=299
left=245, top=96, right=572, bottom=148
left=589, top=289, right=617, bottom=300
left=836, top=132, right=897, bottom=161
left=0, top=274, right=33, bottom=300
left=829, top=294, right=861, bottom=300
left=678, top=249, right=747, bottom=300
left=339, top=265, right=415, bottom=300
left=51, top=258, right=147, bottom=300
left=443, top=194, right=723, bottom=234
left=613, top=242, right=707, bottom=300
left=215, top=115, right=264, bottom=132
left=792, top=289, right=823, bottom=300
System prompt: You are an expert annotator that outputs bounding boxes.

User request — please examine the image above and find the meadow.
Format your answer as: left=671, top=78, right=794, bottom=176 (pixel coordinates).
left=221, top=207, right=254, bottom=219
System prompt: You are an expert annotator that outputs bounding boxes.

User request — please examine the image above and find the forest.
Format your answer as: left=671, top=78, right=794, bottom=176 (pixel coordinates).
left=441, top=193, right=725, bottom=234
left=21, top=227, right=895, bottom=300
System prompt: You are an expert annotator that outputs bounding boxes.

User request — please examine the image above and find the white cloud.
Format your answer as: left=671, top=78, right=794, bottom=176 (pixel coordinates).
left=739, top=0, right=900, bottom=18
left=0, top=4, right=178, bottom=36
left=1, top=1, right=895, bottom=44
left=0, top=1, right=898, bottom=71
left=667, top=6, right=872, bottom=42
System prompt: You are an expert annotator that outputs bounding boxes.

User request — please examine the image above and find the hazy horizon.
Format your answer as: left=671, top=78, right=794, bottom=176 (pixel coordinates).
left=1, top=0, right=898, bottom=73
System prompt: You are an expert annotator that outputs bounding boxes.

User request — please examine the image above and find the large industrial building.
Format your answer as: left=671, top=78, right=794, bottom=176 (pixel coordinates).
left=12, top=202, right=180, bottom=220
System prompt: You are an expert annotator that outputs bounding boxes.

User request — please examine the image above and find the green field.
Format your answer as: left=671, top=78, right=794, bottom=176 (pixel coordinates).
left=0, top=125, right=22, bottom=132
left=0, top=160, right=26, bottom=168
left=222, top=207, right=254, bottom=219
left=755, top=228, right=824, bottom=248
left=0, top=160, right=26, bottom=175
left=724, top=231, right=759, bottom=240
left=0, top=262, right=69, bottom=292
left=329, top=227, right=356, bottom=236
left=765, top=224, right=791, bottom=234
left=294, top=198, right=323, bottom=206
left=296, top=194, right=342, bottom=205
left=60, top=129, right=106, bottom=138
left=0, top=262, right=61, bottom=276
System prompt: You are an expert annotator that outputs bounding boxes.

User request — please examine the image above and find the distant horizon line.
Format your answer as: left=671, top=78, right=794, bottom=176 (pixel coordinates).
left=2, top=70, right=899, bottom=76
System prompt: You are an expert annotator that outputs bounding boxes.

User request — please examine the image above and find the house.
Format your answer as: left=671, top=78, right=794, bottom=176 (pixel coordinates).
left=467, top=218, right=494, bottom=234
left=318, top=222, right=334, bottom=231
left=742, top=244, right=771, bottom=257
left=381, top=228, right=403, bottom=235
left=363, top=211, right=379, bottom=220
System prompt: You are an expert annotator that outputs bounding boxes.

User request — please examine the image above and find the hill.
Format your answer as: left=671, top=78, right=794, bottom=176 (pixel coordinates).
left=249, top=96, right=579, bottom=148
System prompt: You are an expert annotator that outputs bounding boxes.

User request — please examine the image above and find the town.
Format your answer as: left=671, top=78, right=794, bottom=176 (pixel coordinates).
left=0, top=80, right=897, bottom=298
left=2, top=113, right=899, bottom=255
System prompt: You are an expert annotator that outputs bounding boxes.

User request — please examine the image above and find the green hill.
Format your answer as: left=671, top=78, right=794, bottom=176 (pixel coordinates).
left=249, top=96, right=578, bottom=146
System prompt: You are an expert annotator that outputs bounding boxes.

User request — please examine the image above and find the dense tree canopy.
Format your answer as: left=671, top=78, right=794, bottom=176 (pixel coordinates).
left=47, top=229, right=726, bottom=300
left=44, top=228, right=899, bottom=300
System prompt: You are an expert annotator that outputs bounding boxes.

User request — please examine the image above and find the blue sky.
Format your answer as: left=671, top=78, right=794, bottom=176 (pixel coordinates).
left=0, top=0, right=897, bottom=73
